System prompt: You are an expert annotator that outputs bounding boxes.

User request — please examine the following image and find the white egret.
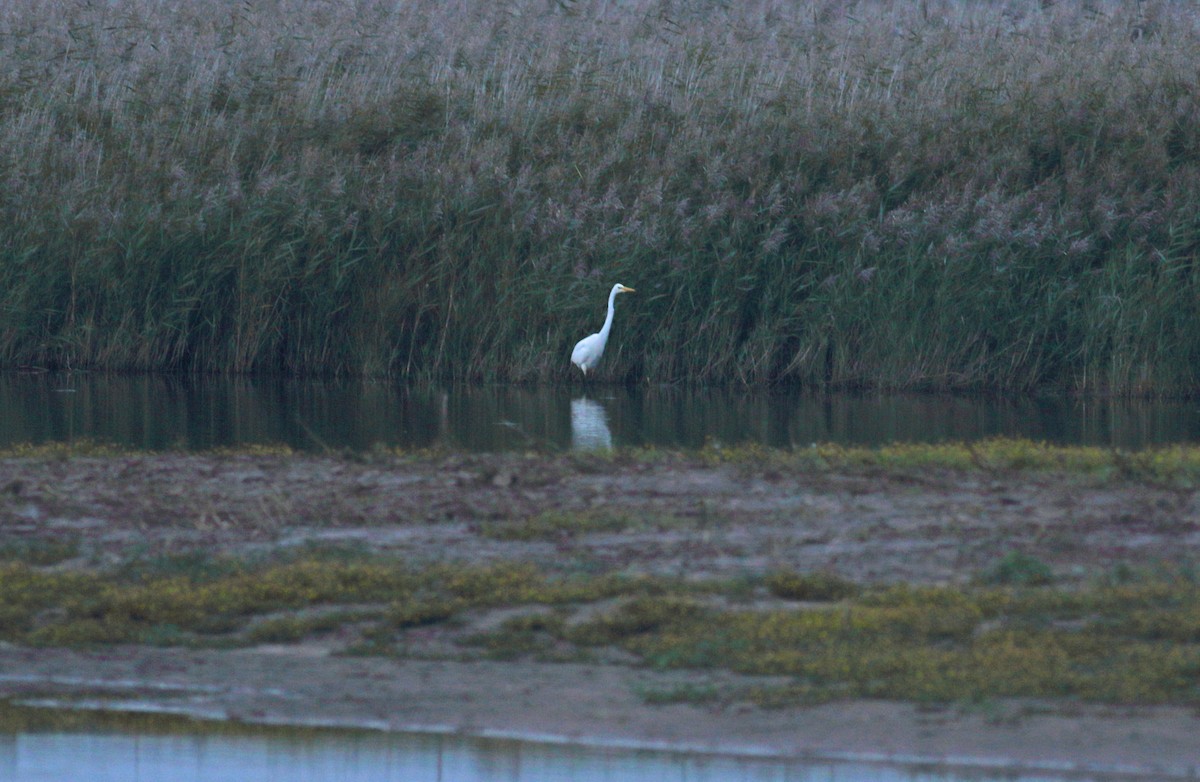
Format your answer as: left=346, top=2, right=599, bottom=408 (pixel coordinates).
left=570, top=283, right=635, bottom=376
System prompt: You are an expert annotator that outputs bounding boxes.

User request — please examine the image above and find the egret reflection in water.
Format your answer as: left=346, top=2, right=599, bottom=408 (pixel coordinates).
left=570, top=396, right=613, bottom=450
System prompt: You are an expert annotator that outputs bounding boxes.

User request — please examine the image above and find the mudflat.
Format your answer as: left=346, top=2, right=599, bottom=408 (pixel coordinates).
left=0, top=449, right=1197, bottom=777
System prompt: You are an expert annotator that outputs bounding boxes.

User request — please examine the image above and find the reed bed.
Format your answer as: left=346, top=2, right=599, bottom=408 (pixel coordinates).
left=2, top=0, right=1200, bottom=391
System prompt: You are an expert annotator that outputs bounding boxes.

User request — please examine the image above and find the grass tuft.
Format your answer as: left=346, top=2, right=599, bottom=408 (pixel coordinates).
left=765, top=571, right=861, bottom=602
left=981, top=552, right=1056, bottom=587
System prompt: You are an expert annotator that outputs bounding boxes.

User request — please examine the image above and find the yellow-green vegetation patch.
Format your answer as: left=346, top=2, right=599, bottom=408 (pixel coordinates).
left=0, top=565, right=105, bottom=638
left=382, top=598, right=463, bottom=630
left=246, top=609, right=381, bottom=645
left=765, top=571, right=861, bottom=602
left=0, top=442, right=299, bottom=460
left=699, top=438, right=1200, bottom=484
left=200, top=444, right=297, bottom=457
left=0, top=555, right=660, bottom=650
left=598, top=579, right=1200, bottom=705
left=461, top=613, right=571, bottom=661
left=635, top=681, right=725, bottom=706
left=0, top=699, right=376, bottom=740
left=0, top=441, right=132, bottom=459
left=20, top=558, right=420, bottom=647
left=0, top=555, right=430, bottom=647
left=565, top=597, right=709, bottom=647
left=462, top=566, right=1200, bottom=706
left=4, top=551, right=1200, bottom=707
left=0, top=537, right=81, bottom=567
left=3, top=439, right=1200, bottom=486
left=979, top=551, right=1055, bottom=587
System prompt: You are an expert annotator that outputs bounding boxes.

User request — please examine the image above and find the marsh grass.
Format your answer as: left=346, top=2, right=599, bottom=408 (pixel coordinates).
left=981, top=551, right=1056, bottom=587
left=6, top=437, right=1200, bottom=484
left=461, top=612, right=570, bottom=661
left=584, top=578, right=1200, bottom=705
left=245, top=608, right=382, bottom=644
left=2, top=552, right=1200, bottom=705
left=700, top=437, right=1200, bottom=485
left=765, top=571, right=861, bottom=601
left=635, top=681, right=725, bottom=706
left=0, top=536, right=80, bottom=567
left=3, top=1, right=1200, bottom=390
left=0, top=699, right=378, bottom=739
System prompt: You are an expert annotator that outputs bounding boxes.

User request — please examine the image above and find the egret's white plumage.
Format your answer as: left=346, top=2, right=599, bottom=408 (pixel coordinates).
left=571, top=283, right=635, bottom=376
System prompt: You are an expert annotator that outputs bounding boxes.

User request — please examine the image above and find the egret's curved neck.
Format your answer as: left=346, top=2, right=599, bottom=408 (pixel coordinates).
left=598, top=287, right=619, bottom=339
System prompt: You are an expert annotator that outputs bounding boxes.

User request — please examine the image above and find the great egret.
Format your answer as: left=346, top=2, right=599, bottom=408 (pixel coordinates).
left=570, top=283, right=635, bottom=376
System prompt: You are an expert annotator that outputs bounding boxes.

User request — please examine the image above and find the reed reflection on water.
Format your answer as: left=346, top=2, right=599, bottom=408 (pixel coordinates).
left=2, top=372, right=1200, bottom=452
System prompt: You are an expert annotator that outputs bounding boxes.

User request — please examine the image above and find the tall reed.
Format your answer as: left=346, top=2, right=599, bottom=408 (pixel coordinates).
left=2, top=0, right=1200, bottom=392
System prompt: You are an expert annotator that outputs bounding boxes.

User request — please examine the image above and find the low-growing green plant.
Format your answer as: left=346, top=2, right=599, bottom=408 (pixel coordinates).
left=0, top=558, right=419, bottom=645
left=461, top=613, right=568, bottom=661
left=247, top=610, right=378, bottom=644
left=0, top=699, right=367, bottom=738
left=636, top=682, right=724, bottom=706
left=982, top=552, right=1056, bottom=587
left=765, top=571, right=860, bottom=602
left=5, top=550, right=1200, bottom=706
left=383, top=599, right=462, bottom=630
left=701, top=439, right=1200, bottom=485
left=566, top=597, right=710, bottom=646
left=115, top=551, right=247, bottom=585
left=0, top=536, right=80, bottom=567
left=26, top=617, right=142, bottom=647
left=0, top=442, right=126, bottom=459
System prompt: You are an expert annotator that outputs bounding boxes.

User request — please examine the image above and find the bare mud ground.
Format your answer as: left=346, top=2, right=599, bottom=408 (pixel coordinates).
left=0, top=451, right=1198, bottom=777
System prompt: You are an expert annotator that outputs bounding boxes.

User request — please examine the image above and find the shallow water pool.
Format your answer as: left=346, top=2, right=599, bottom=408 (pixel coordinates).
left=0, top=725, right=1090, bottom=782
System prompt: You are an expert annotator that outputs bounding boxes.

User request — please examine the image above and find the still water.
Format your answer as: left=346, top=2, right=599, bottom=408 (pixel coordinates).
left=0, top=716, right=1083, bottom=782
left=4, top=372, right=1200, bottom=452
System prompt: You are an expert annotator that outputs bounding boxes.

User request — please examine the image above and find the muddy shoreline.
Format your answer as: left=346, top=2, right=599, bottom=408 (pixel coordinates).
left=0, top=451, right=1198, bottom=776
left=1, top=644, right=1198, bottom=778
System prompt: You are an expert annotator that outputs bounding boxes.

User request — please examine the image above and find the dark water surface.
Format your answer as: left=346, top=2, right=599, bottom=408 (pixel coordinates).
left=4, top=372, right=1200, bottom=452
